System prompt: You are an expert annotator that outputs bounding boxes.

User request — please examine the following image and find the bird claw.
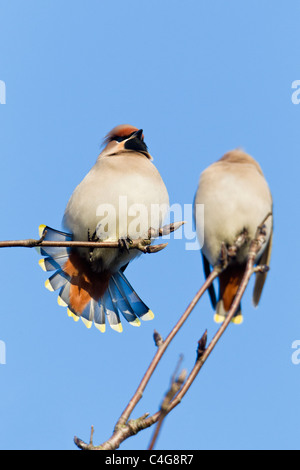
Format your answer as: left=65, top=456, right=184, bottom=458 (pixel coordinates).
left=87, top=229, right=102, bottom=262
left=228, top=229, right=248, bottom=258
left=88, top=229, right=100, bottom=242
left=118, top=237, right=133, bottom=253
left=252, top=264, right=270, bottom=274
left=218, top=229, right=249, bottom=270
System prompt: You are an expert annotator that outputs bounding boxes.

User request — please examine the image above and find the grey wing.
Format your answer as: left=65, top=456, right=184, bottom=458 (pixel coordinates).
left=202, top=252, right=217, bottom=309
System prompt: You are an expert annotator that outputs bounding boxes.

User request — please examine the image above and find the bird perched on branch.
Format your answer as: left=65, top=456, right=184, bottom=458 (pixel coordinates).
left=38, top=125, right=169, bottom=332
left=194, top=149, right=273, bottom=324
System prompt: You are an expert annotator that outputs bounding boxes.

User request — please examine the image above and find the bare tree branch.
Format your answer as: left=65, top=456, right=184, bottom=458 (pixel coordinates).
left=0, top=222, right=185, bottom=254
left=74, top=267, right=219, bottom=450
left=73, top=214, right=271, bottom=450
left=0, top=214, right=271, bottom=450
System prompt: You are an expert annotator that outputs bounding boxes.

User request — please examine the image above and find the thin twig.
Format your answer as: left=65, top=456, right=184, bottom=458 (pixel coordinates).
left=0, top=237, right=163, bottom=253
left=0, top=222, right=185, bottom=254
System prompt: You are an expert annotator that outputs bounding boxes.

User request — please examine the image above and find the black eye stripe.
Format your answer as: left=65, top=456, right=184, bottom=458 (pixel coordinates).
left=115, top=135, right=129, bottom=143
left=114, top=131, right=144, bottom=143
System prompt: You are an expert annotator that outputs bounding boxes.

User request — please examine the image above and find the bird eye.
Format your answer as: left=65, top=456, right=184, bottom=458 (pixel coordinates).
left=115, top=135, right=127, bottom=143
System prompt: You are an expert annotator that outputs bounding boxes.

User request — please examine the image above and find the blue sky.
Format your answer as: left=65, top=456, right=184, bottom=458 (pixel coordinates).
left=0, top=0, right=300, bottom=450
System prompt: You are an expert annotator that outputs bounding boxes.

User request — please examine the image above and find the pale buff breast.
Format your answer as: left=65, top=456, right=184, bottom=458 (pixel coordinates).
left=63, top=152, right=169, bottom=271
left=195, top=159, right=273, bottom=266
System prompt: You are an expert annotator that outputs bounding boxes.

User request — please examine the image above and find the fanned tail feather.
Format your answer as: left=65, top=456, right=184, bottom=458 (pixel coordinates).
left=36, top=224, right=72, bottom=259
left=103, top=288, right=123, bottom=333
left=114, top=271, right=154, bottom=321
left=38, top=225, right=154, bottom=333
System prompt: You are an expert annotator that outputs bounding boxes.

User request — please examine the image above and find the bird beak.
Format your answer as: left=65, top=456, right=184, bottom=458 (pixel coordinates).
left=130, top=129, right=144, bottom=141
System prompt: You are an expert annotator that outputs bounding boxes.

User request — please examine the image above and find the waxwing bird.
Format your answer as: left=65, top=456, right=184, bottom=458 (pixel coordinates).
left=38, top=125, right=169, bottom=332
left=194, top=149, right=273, bottom=324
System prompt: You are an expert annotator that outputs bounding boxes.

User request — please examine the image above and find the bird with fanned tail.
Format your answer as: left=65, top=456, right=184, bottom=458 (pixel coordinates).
left=38, top=125, right=169, bottom=333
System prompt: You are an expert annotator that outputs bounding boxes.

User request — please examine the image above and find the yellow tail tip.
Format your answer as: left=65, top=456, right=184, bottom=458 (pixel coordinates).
left=45, top=279, right=54, bottom=292
left=39, top=259, right=47, bottom=272
left=141, top=309, right=155, bottom=321
left=214, top=313, right=244, bottom=325
left=67, top=309, right=80, bottom=322
left=39, top=224, right=47, bottom=238
left=110, top=323, right=123, bottom=333
left=214, top=313, right=225, bottom=324
left=57, top=296, right=68, bottom=307
left=95, top=323, right=106, bottom=333
left=130, top=318, right=141, bottom=327
left=232, top=314, right=243, bottom=325
left=81, top=317, right=93, bottom=329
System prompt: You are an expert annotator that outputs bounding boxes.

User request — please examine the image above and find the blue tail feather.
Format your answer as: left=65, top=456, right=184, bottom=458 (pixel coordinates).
left=46, top=270, right=69, bottom=291
left=93, top=300, right=106, bottom=331
left=41, top=254, right=70, bottom=272
left=110, top=276, right=140, bottom=325
left=116, top=271, right=152, bottom=320
left=103, top=288, right=123, bottom=332
left=58, top=282, right=71, bottom=306
left=38, top=225, right=154, bottom=332
left=38, top=225, right=72, bottom=259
